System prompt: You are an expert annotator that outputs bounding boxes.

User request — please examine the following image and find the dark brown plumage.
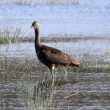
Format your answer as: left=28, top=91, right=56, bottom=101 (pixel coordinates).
left=32, top=21, right=80, bottom=78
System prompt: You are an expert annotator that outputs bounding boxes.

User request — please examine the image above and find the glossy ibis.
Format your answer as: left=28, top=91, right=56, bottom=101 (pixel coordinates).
left=31, top=21, right=80, bottom=78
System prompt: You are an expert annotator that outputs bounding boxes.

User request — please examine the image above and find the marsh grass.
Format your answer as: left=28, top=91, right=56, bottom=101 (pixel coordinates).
left=0, top=55, right=110, bottom=77
left=1, top=55, right=110, bottom=110
left=0, top=35, right=110, bottom=109
left=0, top=28, right=21, bottom=44
left=16, top=75, right=77, bottom=110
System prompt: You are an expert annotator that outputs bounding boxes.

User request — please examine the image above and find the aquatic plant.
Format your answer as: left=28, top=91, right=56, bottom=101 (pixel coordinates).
left=0, top=28, right=21, bottom=44
left=0, top=54, right=109, bottom=75
left=0, top=35, right=110, bottom=109
left=15, top=74, right=78, bottom=110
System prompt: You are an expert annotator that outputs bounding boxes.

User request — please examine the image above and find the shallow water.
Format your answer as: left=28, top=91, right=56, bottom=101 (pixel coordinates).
left=0, top=1, right=110, bottom=110
left=0, top=0, right=110, bottom=37
left=0, top=41, right=110, bottom=110
left=0, top=39, right=110, bottom=59
left=0, top=38, right=110, bottom=110
left=0, top=71, right=110, bottom=110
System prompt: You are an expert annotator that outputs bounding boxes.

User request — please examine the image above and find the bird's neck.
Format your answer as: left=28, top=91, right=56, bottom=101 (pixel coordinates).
left=34, top=29, right=41, bottom=48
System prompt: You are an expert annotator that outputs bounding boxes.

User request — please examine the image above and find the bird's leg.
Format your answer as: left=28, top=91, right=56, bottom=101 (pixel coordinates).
left=63, top=67, right=68, bottom=77
left=51, top=65, right=55, bottom=78
left=51, top=76, right=55, bottom=87
left=51, top=69, right=54, bottom=78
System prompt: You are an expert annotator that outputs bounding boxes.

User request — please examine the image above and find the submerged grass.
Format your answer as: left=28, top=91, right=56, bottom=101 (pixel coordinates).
left=0, top=55, right=110, bottom=76
left=0, top=59, right=109, bottom=78
left=0, top=35, right=110, bottom=109
left=0, top=28, right=21, bottom=44
left=15, top=75, right=77, bottom=110
left=0, top=56, right=110, bottom=109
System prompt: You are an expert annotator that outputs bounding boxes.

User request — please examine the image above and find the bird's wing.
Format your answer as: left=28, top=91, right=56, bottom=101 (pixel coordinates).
left=42, top=45, right=62, bottom=54
left=41, top=47, right=72, bottom=65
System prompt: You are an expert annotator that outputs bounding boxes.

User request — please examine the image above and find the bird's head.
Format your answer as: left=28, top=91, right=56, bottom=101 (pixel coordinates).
left=31, top=21, right=40, bottom=30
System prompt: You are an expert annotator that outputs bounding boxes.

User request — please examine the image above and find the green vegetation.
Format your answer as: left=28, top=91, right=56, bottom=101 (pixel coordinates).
left=0, top=28, right=21, bottom=44
left=15, top=75, right=77, bottom=110
left=0, top=54, right=110, bottom=109
left=0, top=56, right=110, bottom=74
left=0, top=32, right=110, bottom=109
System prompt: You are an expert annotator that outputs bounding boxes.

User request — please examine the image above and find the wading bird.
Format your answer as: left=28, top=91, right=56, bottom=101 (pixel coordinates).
left=32, top=21, right=80, bottom=78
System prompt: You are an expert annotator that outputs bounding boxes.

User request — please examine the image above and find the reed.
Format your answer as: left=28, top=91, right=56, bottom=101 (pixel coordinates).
left=0, top=35, right=110, bottom=109
left=0, top=28, right=21, bottom=44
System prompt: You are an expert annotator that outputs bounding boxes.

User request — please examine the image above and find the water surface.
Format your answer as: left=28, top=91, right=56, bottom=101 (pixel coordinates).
left=0, top=1, right=110, bottom=110
left=0, top=0, right=110, bottom=37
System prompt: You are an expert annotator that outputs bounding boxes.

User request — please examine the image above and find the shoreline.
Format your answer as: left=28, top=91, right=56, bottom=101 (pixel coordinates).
left=13, top=34, right=110, bottom=43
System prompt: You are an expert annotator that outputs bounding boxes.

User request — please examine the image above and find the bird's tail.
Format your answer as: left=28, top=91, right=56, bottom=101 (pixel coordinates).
left=70, top=61, right=80, bottom=67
